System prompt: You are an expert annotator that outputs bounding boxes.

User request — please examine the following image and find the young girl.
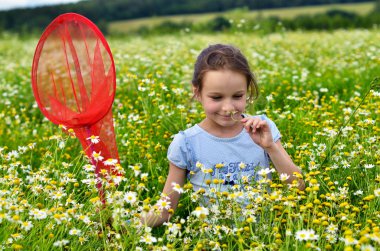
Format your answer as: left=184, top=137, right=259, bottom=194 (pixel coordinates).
left=142, top=44, right=305, bottom=227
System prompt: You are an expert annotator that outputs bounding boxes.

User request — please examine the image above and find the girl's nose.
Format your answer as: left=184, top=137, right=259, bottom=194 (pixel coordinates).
left=222, top=101, right=234, bottom=112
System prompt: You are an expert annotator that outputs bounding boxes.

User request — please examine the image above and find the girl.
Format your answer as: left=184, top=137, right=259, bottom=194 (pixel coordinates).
left=142, top=44, right=305, bottom=227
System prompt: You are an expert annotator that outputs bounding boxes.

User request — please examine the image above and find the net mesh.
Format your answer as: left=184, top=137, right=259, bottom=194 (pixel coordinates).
left=31, top=13, right=121, bottom=178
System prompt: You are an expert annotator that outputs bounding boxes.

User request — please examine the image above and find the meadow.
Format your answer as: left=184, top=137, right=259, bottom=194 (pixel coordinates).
left=109, top=1, right=375, bottom=34
left=0, top=28, right=379, bottom=250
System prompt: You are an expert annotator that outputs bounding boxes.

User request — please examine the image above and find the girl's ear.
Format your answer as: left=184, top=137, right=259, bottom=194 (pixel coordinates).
left=192, top=86, right=200, bottom=100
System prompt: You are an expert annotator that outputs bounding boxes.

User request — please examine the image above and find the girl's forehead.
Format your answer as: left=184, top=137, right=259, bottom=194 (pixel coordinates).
left=202, top=70, right=247, bottom=91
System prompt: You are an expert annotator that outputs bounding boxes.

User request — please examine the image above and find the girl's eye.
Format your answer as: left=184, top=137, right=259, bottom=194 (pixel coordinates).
left=211, top=96, right=221, bottom=100
left=233, top=95, right=243, bottom=99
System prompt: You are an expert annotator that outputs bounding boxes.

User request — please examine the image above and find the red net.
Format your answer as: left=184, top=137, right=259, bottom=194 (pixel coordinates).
left=31, top=13, right=122, bottom=184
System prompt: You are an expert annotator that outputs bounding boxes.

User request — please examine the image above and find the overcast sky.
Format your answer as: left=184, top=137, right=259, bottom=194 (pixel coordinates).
left=0, top=0, right=83, bottom=11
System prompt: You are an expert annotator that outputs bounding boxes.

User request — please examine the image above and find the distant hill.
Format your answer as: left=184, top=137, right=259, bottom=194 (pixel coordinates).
left=0, top=0, right=375, bottom=34
left=109, top=2, right=375, bottom=34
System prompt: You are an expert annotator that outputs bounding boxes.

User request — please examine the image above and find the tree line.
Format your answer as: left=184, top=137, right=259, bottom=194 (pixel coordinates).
left=0, top=0, right=375, bottom=34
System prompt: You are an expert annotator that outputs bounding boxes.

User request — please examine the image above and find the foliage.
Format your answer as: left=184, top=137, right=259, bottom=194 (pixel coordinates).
left=125, top=8, right=380, bottom=36
left=0, top=30, right=379, bottom=250
left=0, top=0, right=375, bottom=35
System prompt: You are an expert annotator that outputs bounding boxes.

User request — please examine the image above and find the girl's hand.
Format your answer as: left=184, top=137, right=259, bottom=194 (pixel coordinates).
left=241, top=117, right=274, bottom=149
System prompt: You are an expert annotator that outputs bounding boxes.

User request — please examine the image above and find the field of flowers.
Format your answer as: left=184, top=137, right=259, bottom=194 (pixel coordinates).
left=0, top=29, right=379, bottom=250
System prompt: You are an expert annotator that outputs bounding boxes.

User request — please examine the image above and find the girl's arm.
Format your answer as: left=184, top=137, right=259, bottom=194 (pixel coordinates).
left=265, top=140, right=305, bottom=190
left=242, top=117, right=305, bottom=190
left=141, top=162, right=187, bottom=227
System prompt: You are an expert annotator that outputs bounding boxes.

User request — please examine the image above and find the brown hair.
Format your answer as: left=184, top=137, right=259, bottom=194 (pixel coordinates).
left=192, top=44, right=259, bottom=102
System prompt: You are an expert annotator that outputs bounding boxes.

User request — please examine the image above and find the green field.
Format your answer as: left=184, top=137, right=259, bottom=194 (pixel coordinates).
left=110, top=1, right=375, bottom=33
left=0, top=29, right=379, bottom=250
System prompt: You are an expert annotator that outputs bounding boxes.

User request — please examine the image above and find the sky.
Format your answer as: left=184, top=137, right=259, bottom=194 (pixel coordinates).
left=0, top=0, right=83, bottom=11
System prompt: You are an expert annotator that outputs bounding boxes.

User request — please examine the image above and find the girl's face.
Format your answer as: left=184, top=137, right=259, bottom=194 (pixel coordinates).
left=194, top=69, right=247, bottom=130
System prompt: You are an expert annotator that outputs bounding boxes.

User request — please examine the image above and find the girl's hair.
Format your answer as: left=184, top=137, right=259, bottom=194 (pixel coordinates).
left=192, top=44, right=259, bottom=102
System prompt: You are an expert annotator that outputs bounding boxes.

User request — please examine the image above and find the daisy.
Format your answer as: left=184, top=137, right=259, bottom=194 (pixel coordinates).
left=257, top=168, right=273, bottom=176
left=53, top=240, right=70, bottom=247
left=280, top=173, right=290, bottom=181
left=353, top=190, right=363, bottom=196
left=69, top=228, right=82, bottom=236
left=191, top=207, right=209, bottom=219
left=83, top=164, right=95, bottom=172
left=172, top=182, right=184, bottom=194
left=91, top=151, right=104, bottom=162
left=129, top=164, right=141, bottom=177
left=103, top=158, right=118, bottom=166
left=86, top=135, right=100, bottom=144
left=140, top=234, right=157, bottom=245
left=124, top=191, right=137, bottom=204
left=51, top=190, right=66, bottom=200
left=364, top=164, right=374, bottom=169
left=157, top=198, right=171, bottom=211
left=306, top=229, right=319, bottom=241
left=326, top=224, right=338, bottom=234
left=295, top=229, right=318, bottom=241
left=20, top=221, right=33, bottom=231
left=361, top=245, right=376, bottom=251
left=341, top=236, right=358, bottom=245
left=29, top=209, right=48, bottom=220
left=374, top=188, right=380, bottom=197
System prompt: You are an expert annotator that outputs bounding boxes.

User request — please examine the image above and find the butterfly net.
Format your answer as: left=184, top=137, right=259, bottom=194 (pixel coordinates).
left=31, top=13, right=122, bottom=178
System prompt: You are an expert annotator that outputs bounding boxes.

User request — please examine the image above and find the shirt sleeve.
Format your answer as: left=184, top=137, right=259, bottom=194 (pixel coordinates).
left=167, top=132, right=190, bottom=170
left=260, top=114, right=281, bottom=142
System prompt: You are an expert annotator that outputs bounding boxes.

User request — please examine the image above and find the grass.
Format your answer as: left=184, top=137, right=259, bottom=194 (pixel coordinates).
left=0, top=29, right=379, bottom=250
left=109, top=1, right=375, bottom=33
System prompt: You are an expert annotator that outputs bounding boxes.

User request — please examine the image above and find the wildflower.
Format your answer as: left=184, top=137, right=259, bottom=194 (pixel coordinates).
left=172, top=182, right=184, bottom=194
left=238, top=162, right=246, bottom=169
left=28, top=143, right=36, bottom=149
left=7, top=150, right=19, bottom=159
left=157, top=198, right=171, bottom=211
left=280, top=173, right=290, bottom=181
left=258, top=168, right=274, bottom=176
left=53, top=239, right=70, bottom=247
left=361, top=245, right=376, bottom=251
left=79, top=236, right=88, bottom=244
left=77, top=215, right=91, bottom=224
left=341, top=236, right=358, bottom=245
left=91, top=151, right=104, bottom=162
left=103, top=158, right=118, bottom=166
left=191, top=207, right=209, bottom=219
left=58, top=141, right=65, bottom=149
left=69, top=228, right=82, bottom=236
left=129, top=164, right=141, bottom=176
left=163, top=222, right=181, bottom=236
left=83, top=164, right=95, bottom=172
left=364, top=164, right=374, bottom=169
left=18, top=146, right=27, bottom=153
left=140, top=234, right=157, bottom=245
left=51, top=189, right=66, bottom=200
left=19, top=221, right=33, bottom=231
left=295, top=229, right=319, bottom=241
left=86, top=135, right=100, bottom=144
left=124, top=191, right=137, bottom=205
left=374, top=188, right=380, bottom=197
left=82, top=178, right=97, bottom=187
left=29, top=208, right=48, bottom=220
left=140, top=173, right=148, bottom=182
left=353, top=190, right=363, bottom=196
